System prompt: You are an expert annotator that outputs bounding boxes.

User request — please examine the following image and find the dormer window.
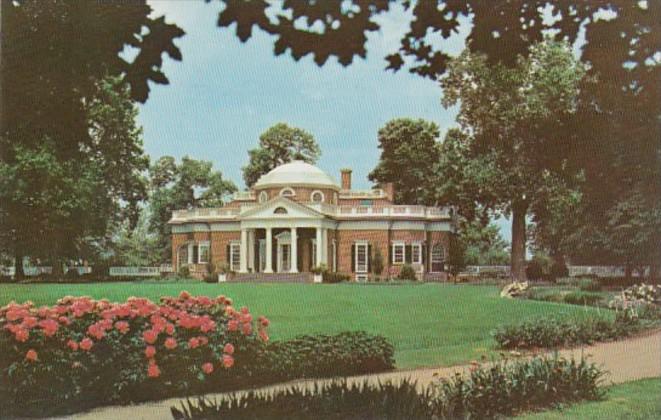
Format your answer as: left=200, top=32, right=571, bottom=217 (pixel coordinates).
left=311, top=190, right=325, bottom=203
left=274, top=207, right=288, bottom=214
left=259, top=191, right=269, bottom=203
left=280, top=187, right=296, bottom=198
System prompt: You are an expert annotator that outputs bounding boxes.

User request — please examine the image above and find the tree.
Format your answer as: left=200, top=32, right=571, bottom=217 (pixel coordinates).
left=0, top=77, right=149, bottom=277
left=439, top=40, right=585, bottom=281
left=461, top=221, right=510, bottom=266
left=1, top=1, right=183, bottom=277
left=242, top=123, right=320, bottom=187
left=108, top=214, right=161, bottom=267
left=149, top=157, right=237, bottom=261
left=368, top=118, right=441, bottom=205
left=371, top=247, right=385, bottom=277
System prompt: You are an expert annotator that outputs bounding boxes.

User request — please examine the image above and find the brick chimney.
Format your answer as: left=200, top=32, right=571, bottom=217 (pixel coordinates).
left=340, top=168, right=352, bottom=190
left=383, top=182, right=395, bottom=202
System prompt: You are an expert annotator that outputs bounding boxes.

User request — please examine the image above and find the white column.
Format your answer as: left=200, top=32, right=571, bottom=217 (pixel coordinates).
left=264, top=227, right=273, bottom=273
left=290, top=227, right=298, bottom=273
left=187, top=243, right=194, bottom=265
left=239, top=229, right=248, bottom=273
left=248, top=230, right=255, bottom=272
left=321, top=229, right=328, bottom=266
left=315, top=227, right=323, bottom=269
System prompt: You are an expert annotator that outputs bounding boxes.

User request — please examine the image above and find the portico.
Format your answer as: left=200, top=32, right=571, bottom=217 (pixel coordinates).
left=237, top=196, right=334, bottom=274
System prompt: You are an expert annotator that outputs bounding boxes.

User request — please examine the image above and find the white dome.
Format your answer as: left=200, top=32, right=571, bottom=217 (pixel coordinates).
left=254, top=161, right=339, bottom=190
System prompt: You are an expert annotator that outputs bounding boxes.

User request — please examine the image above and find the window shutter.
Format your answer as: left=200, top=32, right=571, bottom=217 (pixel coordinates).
left=405, top=245, right=412, bottom=264
left=351, top=244, right=355, bottom=273
left=367, top=244, right=372, bottom=273
left=193, top=245, right=199, bottom=264
left=388, top=243, right=392, bottom=264
left=226, top=244, right=230, bottom=265
left=422, top=244, right=427, bottom=266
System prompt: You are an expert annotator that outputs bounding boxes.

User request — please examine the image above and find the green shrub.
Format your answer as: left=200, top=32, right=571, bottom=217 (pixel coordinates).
left=433, top=355, right=605, bottom=419
left=579, top=278, right=602, bottom=292
left=563, top=291, right=603, bottom=306
left=526, top=259, right=544, bottom=281
left=171, top=356, right=605, bottom=420
left=492, top=314, right=641, bottom=349
left=178, top=265, right=190, bottom=278
left=172, top=379, right=433, bottom=420
left=321, top=272, right=349, bottom=283
left=64, top=268, right=80, bottom=280
left=549, top=261, right=569, bottom=280
left=398, top=264, right=417, bottom=281
left=202, top=273, right=217, bottom=283
left=261, top=331, right=395, bottom=379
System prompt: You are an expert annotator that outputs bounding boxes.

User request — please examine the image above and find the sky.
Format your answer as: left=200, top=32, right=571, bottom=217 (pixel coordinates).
left=138, top=1, right=515, bottom=240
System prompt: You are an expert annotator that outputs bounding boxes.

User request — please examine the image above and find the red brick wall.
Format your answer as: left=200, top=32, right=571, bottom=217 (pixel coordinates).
left=210, top=231, right=240, bottom=269
left=336, top=230, right=389, bottom=276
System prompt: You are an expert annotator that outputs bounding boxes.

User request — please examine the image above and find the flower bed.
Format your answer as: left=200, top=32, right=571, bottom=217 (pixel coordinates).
left=0, top=293, right=395, bottom=418
left=171, top=355, right=605, bottom=420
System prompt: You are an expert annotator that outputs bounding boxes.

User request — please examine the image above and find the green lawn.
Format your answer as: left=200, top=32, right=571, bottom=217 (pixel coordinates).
left=0, top=281, right=609, bottom=368
left=518, top=378, right=661, bottom=419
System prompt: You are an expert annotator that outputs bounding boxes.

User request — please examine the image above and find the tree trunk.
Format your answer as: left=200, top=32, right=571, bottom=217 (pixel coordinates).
left=510, top=201, right=528, bottom=282
left=14, top=249, right=24, bottom=281
left=650, top=263, right=659, bottom=282
left=624, top=263, right=632, bottom=282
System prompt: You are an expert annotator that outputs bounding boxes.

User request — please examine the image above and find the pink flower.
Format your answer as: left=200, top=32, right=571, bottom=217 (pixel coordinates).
left=145, top=345, right=156, bottom=358
left=223, top=343, right=235, bottom=355
left=67, top=340, right=79, bottom=351
left=222, top=354, right=234, bottom=368
left=58, top=316, right=71, bottom=326
left=25, top=349, right=38, bottom=362
left=201, top=362, right=214, bottom=374
left=14, top=328, right=29, bottom=343
left=258, top=329, right=269, bottom=343
left=241, top=323, right=252, bottom=336
left=147, top=362, right=161, bottom=378
left=188, top=337, right=200, bottom=349
left=142, top=329, right=158, bottom=344
left=80, top=337, right=93, bottom=351
left=164, top=337, right=177, bottom=350
left=227, top=320, right=239, bottom=332
left=179, top=291, right=191, bottom=300
left=114, top=321, right=130, bottom=334
left=259, top=316, right=270, bottom=327
left=165, top=323, right=175, bottom=335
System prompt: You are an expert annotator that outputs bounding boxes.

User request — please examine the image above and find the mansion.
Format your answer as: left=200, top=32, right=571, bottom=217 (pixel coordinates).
left=169, top=161, right=455, bottom=281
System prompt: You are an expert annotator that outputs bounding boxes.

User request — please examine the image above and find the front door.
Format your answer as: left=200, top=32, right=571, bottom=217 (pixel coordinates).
left=278, top=243, right=291, bottom=272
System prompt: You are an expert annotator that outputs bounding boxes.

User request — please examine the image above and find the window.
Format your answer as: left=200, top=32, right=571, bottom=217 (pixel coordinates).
left=360, top=199, right=373, bottom=206
left=391, top=242, right=405, bottom=265
left=431, top=243, right=445, bottom=273
left=230, top=242, right=241, bottom=272
left=355, top=242, right=368, bottom=273
left=280, top=187, right=295, bottom=197
left=273, top=206, right=288, bottom=214
left=411, top=243, right=422, bottom=265
left=311, top=190, right=324, bottom=203
left=259, top=191, right=268, bottom=203
left=198, top=242, right=210, bottom=264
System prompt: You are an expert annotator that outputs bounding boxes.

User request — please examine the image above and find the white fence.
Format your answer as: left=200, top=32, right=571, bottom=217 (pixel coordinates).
left=109, top=265, right=173, bottom=277
left=461, top=265, right=647, bottom=278
left=0, top=266, right=91, bottom=276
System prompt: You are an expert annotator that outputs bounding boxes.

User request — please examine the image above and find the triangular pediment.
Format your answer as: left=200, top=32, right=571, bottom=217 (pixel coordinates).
left=240, top=196, right=324, bottom=220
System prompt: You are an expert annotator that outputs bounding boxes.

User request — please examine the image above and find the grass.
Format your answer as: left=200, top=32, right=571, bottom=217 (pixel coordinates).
left=518, top=377, right=661, bottom=419
left=0, top=281, right=610, bottom=368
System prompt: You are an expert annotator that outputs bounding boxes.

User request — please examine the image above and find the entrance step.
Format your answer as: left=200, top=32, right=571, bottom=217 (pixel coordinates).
left=230, top=272, right=313, bottom=283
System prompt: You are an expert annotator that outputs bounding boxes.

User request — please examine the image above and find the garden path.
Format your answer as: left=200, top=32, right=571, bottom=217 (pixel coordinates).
left=58, top=329, right=660, bottom=420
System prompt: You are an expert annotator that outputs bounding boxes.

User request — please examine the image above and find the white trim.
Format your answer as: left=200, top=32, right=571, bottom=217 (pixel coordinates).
left=391, top=241, right=405, bottom=265
left=229, top=241, right=241, bottom=272
left=279, top=187, right=296, bottom=197
left=411, top=243, right=422, bottom=265
left=198, top=241, right=210, bottom=264
left=332, top=239, right=337, bottom=272
left=258, top=191, right=269, bottom=203
left=310, top=190, right=325, bottom=203
left=430, top=243, right=444, bottom=273
left=355, top=241, right=369, bottom=274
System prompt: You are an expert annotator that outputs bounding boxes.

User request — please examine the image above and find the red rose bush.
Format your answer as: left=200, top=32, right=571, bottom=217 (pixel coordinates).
left=0, top=292, right=269, bottom=416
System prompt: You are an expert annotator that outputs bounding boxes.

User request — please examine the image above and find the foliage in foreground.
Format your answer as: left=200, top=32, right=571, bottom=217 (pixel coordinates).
left=492, top=312, right=642, bottom=350
left=172, top=355, right=604, bottom=420
left=0, top=294, right=394, bottom=418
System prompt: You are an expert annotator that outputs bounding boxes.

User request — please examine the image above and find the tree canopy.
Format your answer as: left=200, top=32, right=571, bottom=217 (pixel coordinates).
left=149, top=157, right=237, bottom=261
left=439, top=39, right=585, bottom=280
left=242, top=123, right=320, bottom=187
left=369, top=118, right=440, bottom=205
